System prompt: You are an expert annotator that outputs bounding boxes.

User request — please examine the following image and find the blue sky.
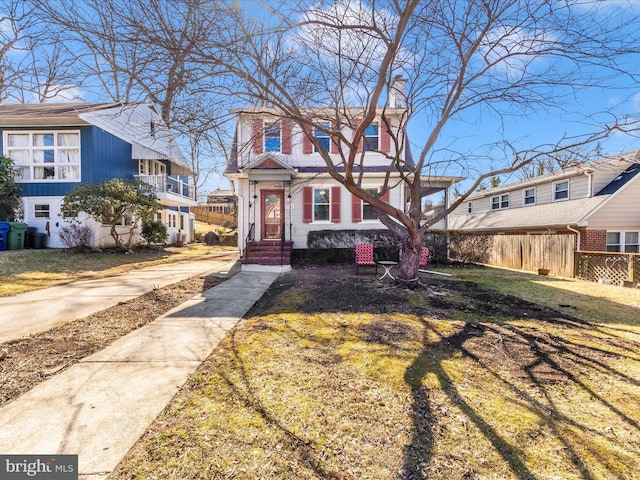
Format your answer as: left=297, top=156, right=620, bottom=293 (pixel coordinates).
left=3, top=0, right=640, bottom=196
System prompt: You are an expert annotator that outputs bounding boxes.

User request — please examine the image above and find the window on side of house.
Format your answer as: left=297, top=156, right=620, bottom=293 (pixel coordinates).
left=364, top=122, right=379, bottom=151
left=138, top=159, right=166, bottom=176
left=5, top=131, right=81, bottom=182
left=624, top=232, right=639, bottom=253
left=313, top=187, right=331, bottom=221
left=524, top=188, right=536, bottom=205
left=34, top=204, right=50, bottom=218
left=491, top=194, right=509, bottom=210
left=467, top=201, right=472, bottom=214
left=314, top=122, right=331, bottom=152
left=553, top=181, right=569, bottom=201
left=362, top=188, right=379, bottom=221
left=264, top=121, right=281, bottom=153
left=606, top=232, right=621, bottom=252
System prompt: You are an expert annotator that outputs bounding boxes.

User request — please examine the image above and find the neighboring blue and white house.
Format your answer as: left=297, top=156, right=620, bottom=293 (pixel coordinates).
left=0, top=102, right=197, bottom=248
left=224, top=84, right=462, bottom=268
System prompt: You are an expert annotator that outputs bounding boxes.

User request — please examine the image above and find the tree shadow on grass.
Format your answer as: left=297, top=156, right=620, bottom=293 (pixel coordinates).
left=402, top=300, right=640, bottom=479
left=227, top=267, right=640, bottom=479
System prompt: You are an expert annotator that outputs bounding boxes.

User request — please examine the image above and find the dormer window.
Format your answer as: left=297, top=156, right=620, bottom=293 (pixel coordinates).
left=524, top=188, right=536, bottom=205
left=491, top=194, right=509, bottom=210
left=553, top=181, right=569, bottom=201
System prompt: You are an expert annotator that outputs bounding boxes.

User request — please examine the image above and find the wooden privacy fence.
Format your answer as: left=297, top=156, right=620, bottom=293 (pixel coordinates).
left=191, top=207, right=237, bottom=228
left=450, top=233, right=576, bottom=277
left=575, top=251, right=640, bottom=286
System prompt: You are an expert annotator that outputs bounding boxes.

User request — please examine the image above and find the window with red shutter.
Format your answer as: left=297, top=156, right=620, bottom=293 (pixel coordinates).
left=352, top=194, right=362, bottom=223
left=252, top=118, right=263, bottom=154
left=380, top=117, right=391, bottom=153
left=282, top=118, right=292, bottom=154
left=302, top=124, right=313, bottom=154
left=303, top=186, right=313, bottom=223
left=331, top=186, right=341, bottom=223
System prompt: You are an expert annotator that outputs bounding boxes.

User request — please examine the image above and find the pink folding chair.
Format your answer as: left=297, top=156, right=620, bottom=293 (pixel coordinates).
left=419, top=247, right=430, bottom=269
left=355, top=243, right=377, bottom=275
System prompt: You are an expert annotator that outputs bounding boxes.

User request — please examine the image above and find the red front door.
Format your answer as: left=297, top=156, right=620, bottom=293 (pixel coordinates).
left=261, top=190, right=284, bottom=240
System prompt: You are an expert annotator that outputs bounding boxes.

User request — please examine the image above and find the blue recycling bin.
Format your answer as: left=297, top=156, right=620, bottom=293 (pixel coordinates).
left=0, top=222, right=10, bottom=251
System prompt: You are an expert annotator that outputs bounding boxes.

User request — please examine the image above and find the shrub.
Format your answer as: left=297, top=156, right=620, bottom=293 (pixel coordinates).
left=141, top=220, right=168, bottom=248
left=59, top=224, right=94, bottom=252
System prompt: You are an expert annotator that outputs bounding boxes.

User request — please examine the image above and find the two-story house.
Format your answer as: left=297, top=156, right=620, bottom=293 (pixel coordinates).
left=225, top=100, right=461, bottom=270
left=0, top=102, right=197, bottom=248
left=449, top=152, right=640, bottom=253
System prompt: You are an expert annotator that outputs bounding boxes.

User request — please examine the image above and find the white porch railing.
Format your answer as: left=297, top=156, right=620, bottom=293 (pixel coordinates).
left=134, top=174, right=195, bottom=200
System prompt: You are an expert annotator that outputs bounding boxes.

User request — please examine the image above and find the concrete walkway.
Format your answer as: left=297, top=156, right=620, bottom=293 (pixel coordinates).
left=0, top=268, right=280, bottom=479
left=0, top=252, right=239, bottom=343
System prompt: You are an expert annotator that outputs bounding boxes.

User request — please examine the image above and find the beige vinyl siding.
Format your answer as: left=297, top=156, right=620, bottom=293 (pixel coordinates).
left=449, top=202, right=467, bottom=218
left=569, top=175, right=590, bottom=199
left=475, top=196, right=493, bottom=212
left=510, top=190, right=523, bottom=208
left=536, top=183, right=553, bottom=204
left=586, top=179, right=640, bottom=230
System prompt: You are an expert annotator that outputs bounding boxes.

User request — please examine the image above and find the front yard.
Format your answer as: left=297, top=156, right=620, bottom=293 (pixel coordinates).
left=109, top=265, right=640, bottom=479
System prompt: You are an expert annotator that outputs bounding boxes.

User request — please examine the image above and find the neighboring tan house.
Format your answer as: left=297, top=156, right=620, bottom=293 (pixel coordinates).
left=225, top=89, right=462, bottom=269
left=449, top=152, right=640, bottom=253
left=0, top=102, right=197, bottom=248
left=199, top=188, right=237, bottom=215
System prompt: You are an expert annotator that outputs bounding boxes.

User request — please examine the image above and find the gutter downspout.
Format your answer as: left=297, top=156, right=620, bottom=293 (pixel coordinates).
left=235, top=191, right=245, bottom=254
left=567, top=224, right=581, bottom=250
left=567, top=224, right=581, bottom=278
left=585, top=169, right=594, bottom=197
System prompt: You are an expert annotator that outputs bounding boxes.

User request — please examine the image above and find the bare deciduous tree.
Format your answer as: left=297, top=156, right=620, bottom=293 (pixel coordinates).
left=20, top=0, right=233, bottom=199
left=193, top=0, right=640, bottom=281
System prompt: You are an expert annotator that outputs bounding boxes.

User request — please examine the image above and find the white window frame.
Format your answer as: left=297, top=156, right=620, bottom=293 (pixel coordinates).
left=364, top=122, right=379, bottom=151
left=608, top=231, right=640, bottom=253
left=362, top=187, right=379, bottom=221
left=5, top=130, right=81, bottom=183
left=491, top=194, right=509, bottom=210
left=313, top=187, right=331, bottom=222
left=523, top=188, right=536, bottom=206
left=138, top=159, right=166, bottom=176
left=264, top=121, right=281, bottom=153
left=34, top=204, right=50, bottom=219
left=313, top=122, right=331, bottom=153
left=606, top=232, right=621, bottom=252
left=553, top=180, right=569, bottom=202
left=625, top=231, right=639, bottom=253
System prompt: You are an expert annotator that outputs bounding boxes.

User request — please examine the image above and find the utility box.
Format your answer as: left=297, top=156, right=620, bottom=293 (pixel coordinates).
left=7, top=222, right=28, bottom=250
left=0, top=222, right=10, bottom=251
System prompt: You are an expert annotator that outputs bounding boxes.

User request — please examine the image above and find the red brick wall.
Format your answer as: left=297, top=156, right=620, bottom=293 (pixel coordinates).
left=581, top=229, right=607, bottom=251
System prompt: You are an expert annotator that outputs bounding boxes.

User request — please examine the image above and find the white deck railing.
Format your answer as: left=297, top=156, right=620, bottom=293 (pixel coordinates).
left=134, top=174, right=195, bottom=200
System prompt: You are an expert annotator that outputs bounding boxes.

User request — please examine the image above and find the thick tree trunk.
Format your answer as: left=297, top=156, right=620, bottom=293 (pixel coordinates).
left=397, top=230, right=424, bottom=284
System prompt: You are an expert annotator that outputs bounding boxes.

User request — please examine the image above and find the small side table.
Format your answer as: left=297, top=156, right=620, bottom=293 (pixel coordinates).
left=377, top=260, right=398, bottom=280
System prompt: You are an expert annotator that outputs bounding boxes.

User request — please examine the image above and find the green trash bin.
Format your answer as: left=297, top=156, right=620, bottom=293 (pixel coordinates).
left=7, top=222, right=28, bottom=250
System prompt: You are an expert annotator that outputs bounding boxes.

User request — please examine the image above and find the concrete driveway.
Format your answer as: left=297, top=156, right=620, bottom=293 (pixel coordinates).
left=0, top=252, right=240, bottom=343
